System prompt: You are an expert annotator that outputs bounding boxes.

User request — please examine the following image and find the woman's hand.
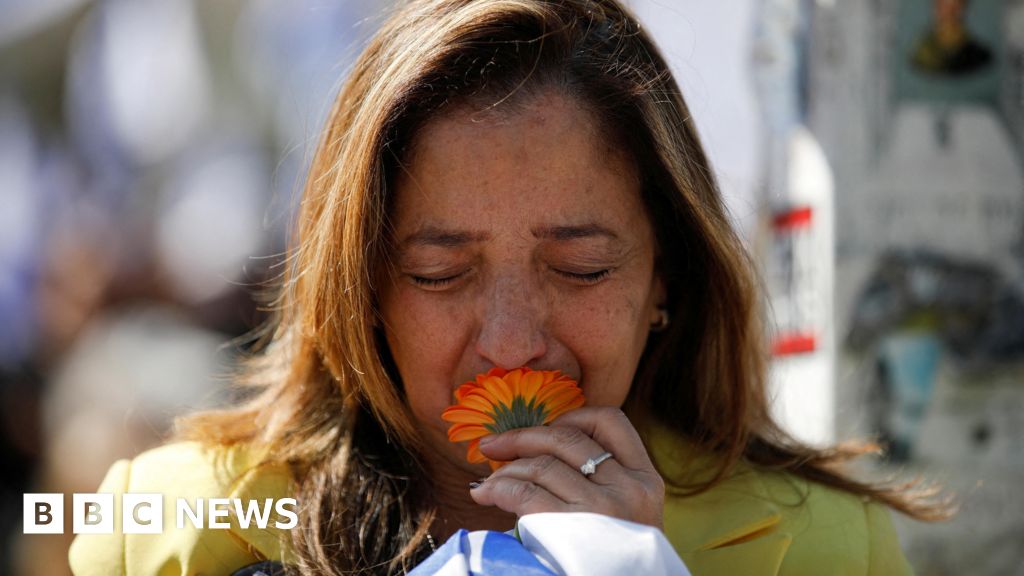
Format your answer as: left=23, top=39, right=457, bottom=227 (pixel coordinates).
left=469, top=406, right=665, bottom=530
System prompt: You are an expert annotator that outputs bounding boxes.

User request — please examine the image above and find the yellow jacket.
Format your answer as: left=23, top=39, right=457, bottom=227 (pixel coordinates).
left=69, top=436, right=913, bottom=575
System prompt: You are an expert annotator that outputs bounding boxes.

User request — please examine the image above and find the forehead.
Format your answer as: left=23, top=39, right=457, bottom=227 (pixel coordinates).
left=392, top=91, right=645, bottom=235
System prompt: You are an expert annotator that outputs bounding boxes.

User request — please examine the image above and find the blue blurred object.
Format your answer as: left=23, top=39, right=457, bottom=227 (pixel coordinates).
left=155, top=137, right=270, bottom=304
left=877, top=332, right=942, bottom=462
left=234, top=0, right=385, bottom=148
left=65, top=0, right=212, bottom=171
left=409, top=529, right=557, bottom=576
left=0, top=0, right=89, bottom=46
left=0, top=97, right=42, bottom=367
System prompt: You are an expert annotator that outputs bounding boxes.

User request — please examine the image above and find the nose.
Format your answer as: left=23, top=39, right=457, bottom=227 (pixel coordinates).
left=474, top=275, right=547, bottom=370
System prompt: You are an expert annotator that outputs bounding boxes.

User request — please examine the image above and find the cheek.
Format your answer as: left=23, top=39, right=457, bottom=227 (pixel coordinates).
left=554, top=279, right=648, bottom=344
left=550, top=283, right=650, bottom=405
left=381, top=287, right=471, bottom=418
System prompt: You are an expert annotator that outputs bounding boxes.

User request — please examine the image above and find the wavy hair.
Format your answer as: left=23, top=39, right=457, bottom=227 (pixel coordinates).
left=177, top=1, right=948, bottom=574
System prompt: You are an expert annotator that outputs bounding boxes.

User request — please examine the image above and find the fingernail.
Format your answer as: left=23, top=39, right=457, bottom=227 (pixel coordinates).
left=468, top=477, right=488, bottom=489
left=478, top=435, right=495, bottom=446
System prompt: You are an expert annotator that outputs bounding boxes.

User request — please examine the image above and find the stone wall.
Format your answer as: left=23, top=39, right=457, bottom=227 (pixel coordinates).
left=809, top=1, right=1024, bottom=573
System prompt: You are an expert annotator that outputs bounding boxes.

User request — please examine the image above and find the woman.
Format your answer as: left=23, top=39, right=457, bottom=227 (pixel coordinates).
left=69, top=0, right=946, bottom=574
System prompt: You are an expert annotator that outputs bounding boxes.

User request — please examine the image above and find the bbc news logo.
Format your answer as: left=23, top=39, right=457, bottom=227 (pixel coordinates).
left=23, top=494, right=298, bottom=534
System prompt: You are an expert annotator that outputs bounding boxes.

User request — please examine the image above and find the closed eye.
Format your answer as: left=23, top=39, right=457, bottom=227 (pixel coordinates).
left=409, top=272, right=465, bottom=288
left=554, top=269, right=612, bottom=284
left=409, top=268, right=611, bottom=288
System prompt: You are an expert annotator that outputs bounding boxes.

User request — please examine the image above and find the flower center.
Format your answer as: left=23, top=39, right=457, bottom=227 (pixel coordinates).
left=484, top=395, right=549, bottom=433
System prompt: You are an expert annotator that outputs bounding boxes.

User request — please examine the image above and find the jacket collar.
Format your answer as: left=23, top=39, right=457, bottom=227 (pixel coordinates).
left=209, top=443, right=297, bottom=565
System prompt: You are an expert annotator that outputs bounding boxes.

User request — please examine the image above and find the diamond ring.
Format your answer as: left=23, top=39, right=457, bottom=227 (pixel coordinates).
left=579, top=452, right=614, bottom=477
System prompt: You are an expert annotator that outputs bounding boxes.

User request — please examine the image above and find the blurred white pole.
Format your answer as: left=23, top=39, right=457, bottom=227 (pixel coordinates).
left=767, top=127, right=836, bottom=446
left=753, top=0, right=836, bottom=446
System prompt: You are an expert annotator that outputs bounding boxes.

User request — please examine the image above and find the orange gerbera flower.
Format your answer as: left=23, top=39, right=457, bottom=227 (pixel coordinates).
left=441, top=367, right=585, bottom=471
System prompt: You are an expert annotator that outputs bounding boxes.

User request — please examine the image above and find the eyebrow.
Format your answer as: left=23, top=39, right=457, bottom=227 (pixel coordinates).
left=400, top=228, right=492, bottom=248
left=400, top=223, right=620, bottom=248
left=532, top=223, right=620, bottom=242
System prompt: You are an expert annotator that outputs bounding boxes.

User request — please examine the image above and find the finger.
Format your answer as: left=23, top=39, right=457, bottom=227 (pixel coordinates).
left=478, top=424, right=626, bottom=480
left=549, top=407, right=656, bottom=472
left=485, top=454, right=598, bottom=504
left=469, top=476, right=569, bottom=516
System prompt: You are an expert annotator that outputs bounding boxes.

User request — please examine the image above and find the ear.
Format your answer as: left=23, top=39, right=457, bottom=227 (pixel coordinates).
left=649, top=273, right=667, bottom=322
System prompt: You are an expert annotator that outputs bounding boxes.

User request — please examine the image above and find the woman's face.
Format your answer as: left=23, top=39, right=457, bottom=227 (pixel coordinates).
left=378, top=90, right=665, bottom=472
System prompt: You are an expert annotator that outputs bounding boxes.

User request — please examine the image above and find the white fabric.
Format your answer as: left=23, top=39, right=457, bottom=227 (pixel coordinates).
left=466, top=531, right=488, bottom=573
left=412, top=512, right=690, bottom=575
left=431, top=554, right=471, bottom=576
left=516, top=513, right=691, bottom=576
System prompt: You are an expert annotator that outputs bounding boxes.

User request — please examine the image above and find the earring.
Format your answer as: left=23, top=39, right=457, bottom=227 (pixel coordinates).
left=650, top=307, right=670, bottom=332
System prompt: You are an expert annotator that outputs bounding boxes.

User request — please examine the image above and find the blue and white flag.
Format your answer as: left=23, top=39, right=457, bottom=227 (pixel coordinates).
left=410, top=529, right=556, bottom=576
left=410, top=512, right=691, bottom=576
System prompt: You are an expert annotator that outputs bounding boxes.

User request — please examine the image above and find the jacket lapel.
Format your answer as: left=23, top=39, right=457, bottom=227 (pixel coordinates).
left=664, top=471, right=792, bottom=575
left=645, top=425, right=793, bottom=575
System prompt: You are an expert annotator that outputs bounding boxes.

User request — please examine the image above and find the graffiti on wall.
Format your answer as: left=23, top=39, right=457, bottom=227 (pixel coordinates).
left=846, top=249, right=1024, bottom=461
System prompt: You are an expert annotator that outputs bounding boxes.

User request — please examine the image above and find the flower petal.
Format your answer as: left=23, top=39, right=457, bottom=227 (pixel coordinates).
left=532, top=381, right=581, bottom=403
left=520, top=370, right=544, bottom=400
left=481, top=375, right=513, bottom=408
left=441, top=406, right=495, bottom=425
left=544, top=394, right=586, bottom=423
left=504, top=368, right=524, bottom=397
left=467, top=439, right=489, bottom=463
left=448, top=423, right=492, bottom=442
left=538, top=386, right=585, bottom=411
left=457, top=392, right=498, bottom=414
left=454, top=383, right=476, bottom=401
left=477, top=367, right=508, bottom=384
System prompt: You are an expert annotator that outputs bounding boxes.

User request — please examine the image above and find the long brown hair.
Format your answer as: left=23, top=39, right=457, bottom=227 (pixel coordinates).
left=177, top=1, right=948, bottom=573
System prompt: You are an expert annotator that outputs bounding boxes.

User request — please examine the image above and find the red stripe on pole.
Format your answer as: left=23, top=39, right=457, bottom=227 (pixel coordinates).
left=772, top=333, right=817, bottom=356
left=772, top=207, right=813, bottom=229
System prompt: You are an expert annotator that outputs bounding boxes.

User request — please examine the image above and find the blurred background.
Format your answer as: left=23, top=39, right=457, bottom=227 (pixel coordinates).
left=1, top=0, right=1021, bottom=574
